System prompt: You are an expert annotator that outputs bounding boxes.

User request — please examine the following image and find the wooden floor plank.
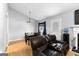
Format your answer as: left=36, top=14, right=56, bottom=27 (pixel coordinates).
left=6, top=39, right=32, bottom=56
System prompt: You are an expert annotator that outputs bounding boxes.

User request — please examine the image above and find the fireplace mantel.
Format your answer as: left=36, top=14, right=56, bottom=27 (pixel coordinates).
left=69, top=27, right=79, bottom=50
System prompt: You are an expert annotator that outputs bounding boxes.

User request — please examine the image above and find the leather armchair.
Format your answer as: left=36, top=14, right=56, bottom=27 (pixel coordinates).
left=30, top=35, right=63, bottom=56
left=30, top=36, right=48, bottom=56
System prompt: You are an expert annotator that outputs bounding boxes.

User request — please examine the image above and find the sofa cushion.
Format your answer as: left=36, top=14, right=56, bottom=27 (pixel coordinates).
left=30, top=36, right=48, bottom=49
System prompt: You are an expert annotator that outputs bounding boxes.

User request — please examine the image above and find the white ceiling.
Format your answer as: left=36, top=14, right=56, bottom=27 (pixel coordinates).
left=8, top=3, right=79, bottom=20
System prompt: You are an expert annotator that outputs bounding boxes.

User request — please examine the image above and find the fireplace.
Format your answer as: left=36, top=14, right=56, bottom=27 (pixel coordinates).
left=73, top=28, right=79, bottom=50
left=69, top=27, right=79, bottom=50
left=78, top=34, right=79, bottom=50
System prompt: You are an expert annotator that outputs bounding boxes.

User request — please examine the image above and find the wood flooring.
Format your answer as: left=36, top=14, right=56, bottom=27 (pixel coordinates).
left=5, top=39, right=32, bottom=56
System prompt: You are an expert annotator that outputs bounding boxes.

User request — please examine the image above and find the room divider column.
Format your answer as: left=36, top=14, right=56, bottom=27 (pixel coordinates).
left=0, top=3, right=8, bottom=53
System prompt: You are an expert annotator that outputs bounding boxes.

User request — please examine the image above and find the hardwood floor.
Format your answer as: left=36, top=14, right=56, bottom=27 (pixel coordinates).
left=66, top=49, right=79, bottom=56
left=5, top=39, right=32, bottom=56
left=5, top=38, right=77, bottom=56
left=66, top=49, right=73, bottom=56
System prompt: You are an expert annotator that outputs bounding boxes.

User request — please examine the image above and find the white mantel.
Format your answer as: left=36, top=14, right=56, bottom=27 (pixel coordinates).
left=69, top=27, right=79, bottom=50
left=73, top=28, right=79, bottom=50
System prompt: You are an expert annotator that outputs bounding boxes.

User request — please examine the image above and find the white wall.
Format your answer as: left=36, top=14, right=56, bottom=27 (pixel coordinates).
left=38, top=16, right=62, bottom=41
left=38, top=7, right=79, bottom=50
left=38, top=8, right=77, bottom=41
left=0, top=3, right=8, bottom=53
left=8, top=7, right=38, bottom=42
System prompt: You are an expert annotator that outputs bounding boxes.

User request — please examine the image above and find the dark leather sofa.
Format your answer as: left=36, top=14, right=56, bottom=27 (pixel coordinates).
left=30, top=36, right=48, bottom=56
left=25, top=34, right=69, bottom=56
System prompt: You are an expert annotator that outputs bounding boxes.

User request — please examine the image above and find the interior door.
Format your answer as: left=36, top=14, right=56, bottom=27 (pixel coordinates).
left=38, top=21, right=46, bottom=35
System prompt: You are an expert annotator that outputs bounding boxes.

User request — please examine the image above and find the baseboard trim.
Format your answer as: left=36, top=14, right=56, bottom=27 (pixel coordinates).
left=7, top=38, right=25, bottom=46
